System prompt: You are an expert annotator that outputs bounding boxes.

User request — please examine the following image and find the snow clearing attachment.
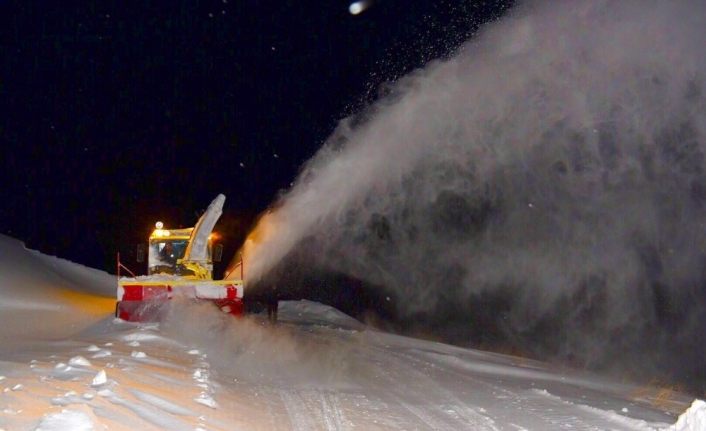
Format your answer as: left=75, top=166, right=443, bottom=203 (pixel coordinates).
left=116, top=194, right=244, bottom=321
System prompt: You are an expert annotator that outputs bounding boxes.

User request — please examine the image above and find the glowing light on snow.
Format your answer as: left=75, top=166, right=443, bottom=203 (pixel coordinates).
left=229, top=211, right=278, bottom=281
left=349, top=1, right=368, bottom=15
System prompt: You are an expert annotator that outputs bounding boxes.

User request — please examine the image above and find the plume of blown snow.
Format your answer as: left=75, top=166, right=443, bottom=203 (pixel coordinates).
left=242, top=0, right=706, bottom=387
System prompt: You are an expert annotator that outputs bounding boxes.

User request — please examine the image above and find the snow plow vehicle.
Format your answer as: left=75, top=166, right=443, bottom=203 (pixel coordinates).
left=115, top=194, right=244, bottom=321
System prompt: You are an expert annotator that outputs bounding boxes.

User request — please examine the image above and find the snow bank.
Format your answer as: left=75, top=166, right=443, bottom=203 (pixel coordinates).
left=30, top=250, right=115, bottom=297
left=278, top=299, right=364, bottom=330
left=669, top=399, right=706, bottom=431
left=0, top=234, right=114, bottom=344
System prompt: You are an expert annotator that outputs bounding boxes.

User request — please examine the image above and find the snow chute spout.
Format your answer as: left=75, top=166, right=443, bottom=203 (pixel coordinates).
left=183, top=193, right=225, bottom=266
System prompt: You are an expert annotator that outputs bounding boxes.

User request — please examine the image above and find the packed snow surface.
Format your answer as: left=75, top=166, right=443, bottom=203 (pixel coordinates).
left=0, top=234, right=700, bottom=430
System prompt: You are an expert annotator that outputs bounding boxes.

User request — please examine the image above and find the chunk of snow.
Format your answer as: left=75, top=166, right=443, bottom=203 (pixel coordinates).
left=36, top=409, right=94, bottom=431
left=669, top=399, right=706, bottom=431
left=91, top=369, right=107, bottom=386
left=11, top=384, right=23, bottom=391
left=131, top=351, right=147, bottom=358
left=187, top=349, right=200, bottom=355
left=86, top=344, right=100, bottom=352
left=194, top=394, right=218, bottom=409
left=69, top=356, right=92, bottom=367
left=193, top=368, right=209, bottom=383
left=91, top=350, right=111, bottom=358
left=128, top=341, right=140, bottom=347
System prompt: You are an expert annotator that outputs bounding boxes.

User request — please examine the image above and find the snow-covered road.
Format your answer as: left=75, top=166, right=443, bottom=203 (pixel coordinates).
left=0, top=235, right=702, bottom=430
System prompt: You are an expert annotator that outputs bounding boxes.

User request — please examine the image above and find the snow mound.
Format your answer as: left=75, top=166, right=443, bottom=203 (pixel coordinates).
left=278, top=299, right=363, bottom=329
left=669, top=399, right=706, bottom=431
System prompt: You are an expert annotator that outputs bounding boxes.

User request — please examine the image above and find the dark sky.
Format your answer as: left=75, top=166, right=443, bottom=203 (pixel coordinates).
left=1, top=0, right=512, bottom=272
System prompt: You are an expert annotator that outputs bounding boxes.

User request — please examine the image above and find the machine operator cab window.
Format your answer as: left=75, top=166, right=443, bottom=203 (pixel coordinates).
left=149, top=239, right=190, bottom=275
left=147, top=224, right=212, bottom=276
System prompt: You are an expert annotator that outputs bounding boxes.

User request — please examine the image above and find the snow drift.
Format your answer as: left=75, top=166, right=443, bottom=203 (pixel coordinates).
left=0, top=234, right=114, bottom=342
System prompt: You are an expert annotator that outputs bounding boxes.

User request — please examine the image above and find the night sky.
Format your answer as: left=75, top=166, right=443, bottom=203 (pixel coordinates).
left=1, top=0, right=512, bottom=273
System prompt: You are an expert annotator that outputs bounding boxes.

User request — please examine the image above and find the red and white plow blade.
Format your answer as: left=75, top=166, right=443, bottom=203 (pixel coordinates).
left=116, top=280, right=244, bottom=321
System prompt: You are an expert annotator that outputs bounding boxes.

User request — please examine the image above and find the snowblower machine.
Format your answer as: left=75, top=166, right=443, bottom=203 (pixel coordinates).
left=115, top=194, right=244, bottom=321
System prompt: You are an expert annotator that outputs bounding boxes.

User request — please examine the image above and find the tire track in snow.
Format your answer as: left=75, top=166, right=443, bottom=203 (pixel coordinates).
left=394, top=397, right=456, bottom=430
left=279, top=389, right=320, bottom=430
left=404, top=348, right=605, bottom=430
left=363, top=334, right=500, bottom=430
left=308, top=327, right=456, bottom=429
left=392, top=369, right=500, bottom=431
left=405, top=348, right=652, bottom=431
left=279, top=389, right=352, bottom=431
left=319, top=391, right=350, bottom=431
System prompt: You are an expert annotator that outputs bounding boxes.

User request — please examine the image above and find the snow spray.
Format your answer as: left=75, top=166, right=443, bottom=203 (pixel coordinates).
left=242, top=1, right=706, bottom=388
left=160, top=299, right=356, bottom=388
